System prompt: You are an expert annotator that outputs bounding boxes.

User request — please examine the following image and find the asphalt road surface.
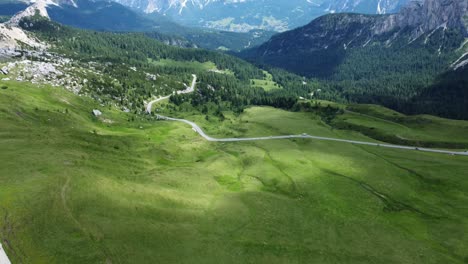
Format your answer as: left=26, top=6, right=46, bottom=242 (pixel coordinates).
left=147, top=75, right=468, bottom=157
left=0, top=243, right=11, bottom=264
left=146, top=74, right=197, bottom=114
left=156, top=115, right=468, bottom=156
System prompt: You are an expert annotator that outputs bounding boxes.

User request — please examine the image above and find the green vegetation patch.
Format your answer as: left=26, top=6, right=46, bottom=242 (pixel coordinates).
left=332, top=104, right=468, bottom=148
left=149, top=58, right=234, bottom=75
left=149, top=58, right=216, bottom=71
left=1, top=82, right=468, bottom=264
left=250, top=70, right=282, bottom=91
left=214, top=175, right=243, bottom=192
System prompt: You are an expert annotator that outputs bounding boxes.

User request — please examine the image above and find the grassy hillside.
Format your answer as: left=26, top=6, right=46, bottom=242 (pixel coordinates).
left=250, top=70, right=282, bottom=91
left=331, top=104, right=468, bottom=149
left=1, top=81, right=468, bottom=263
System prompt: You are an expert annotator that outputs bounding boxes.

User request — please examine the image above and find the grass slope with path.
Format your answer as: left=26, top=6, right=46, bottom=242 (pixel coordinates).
left=332, top=104, right=468, bottom=149
left=1, top=81, right=468, bottom=263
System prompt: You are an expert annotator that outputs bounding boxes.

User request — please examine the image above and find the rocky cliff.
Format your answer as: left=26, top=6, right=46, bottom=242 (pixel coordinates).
left=250, top=0, right=468, bottom=59
left=394, top=0, right=468, bottom=37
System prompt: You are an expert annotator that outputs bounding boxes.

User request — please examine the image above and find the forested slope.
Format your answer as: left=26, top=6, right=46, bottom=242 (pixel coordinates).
left=241, top=0, right=468, bottom=119
left=20, top=16, right=317, bottom=114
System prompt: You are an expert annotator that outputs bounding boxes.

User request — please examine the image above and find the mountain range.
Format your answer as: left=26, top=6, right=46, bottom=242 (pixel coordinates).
left=109, top=0, right=415, bottom=32
left=245, top=0, right=467, bottom=75
left=242, top=0, right=468, bottom=118
left=0, top=0, right=275, bottom=50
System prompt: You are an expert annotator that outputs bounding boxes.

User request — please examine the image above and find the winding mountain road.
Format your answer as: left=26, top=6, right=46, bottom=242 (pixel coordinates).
left=146, top=74, right=197, bottom=114
left=146, top=75, right=468, bottom=157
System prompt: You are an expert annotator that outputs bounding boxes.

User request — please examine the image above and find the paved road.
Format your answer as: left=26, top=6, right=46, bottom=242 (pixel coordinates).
left=0, top=243, right=11, bottom=264
left=147, top=74, right=468, bottom=157
left=156, top=115, right=468, bottom=156
left=146, top=74, right=197, bottom=114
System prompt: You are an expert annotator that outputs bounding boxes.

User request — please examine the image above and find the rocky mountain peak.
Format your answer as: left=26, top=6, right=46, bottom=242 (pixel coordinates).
left=0, top=0, right=52, bottom=49
left=370, top=0, right=468, bottom=39
left=107, top=0, right=415, bottom=32
left=8, top=0, right=52, bottom=26
left=247, top=0, right=468, bottom=66
left=396, top=0, right=468, bottom=36
left=323, top=0, right=412, bottom=14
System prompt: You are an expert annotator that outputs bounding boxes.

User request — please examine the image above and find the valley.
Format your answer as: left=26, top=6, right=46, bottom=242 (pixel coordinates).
left=1, top=81, right=468, bottom=263
left=0, top=0, right=468, bottom=263
left=107, top=0, right=414, bottom=32
left=0, top=0, right=274, bottom=51
left=148, top=75, right=468, bottom=156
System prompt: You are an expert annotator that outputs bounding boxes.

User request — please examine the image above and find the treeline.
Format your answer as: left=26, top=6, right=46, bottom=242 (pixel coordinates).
left=253, top=36, right=460, bottom=107
left=20, top=15, right=468, bottom=120
left=21, top=16, right=312, bottom=113
left=242, top=24, right=468, bottom=119
left=170, top=72, right=299, bottom=114
left=406, top=66, right=468, bottom=120
left=324, top=42, right=459, bottom=105
left=21, top=16, right=264, bottom=81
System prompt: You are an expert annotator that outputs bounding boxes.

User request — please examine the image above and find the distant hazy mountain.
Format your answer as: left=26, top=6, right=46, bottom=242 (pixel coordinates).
left=108, top=0, right=413, bottom=32
left=324, top=0, right=411, bottom=14
left=0, top=0, right=415, bottom=33
left=0, top=0, right=274, bottom=50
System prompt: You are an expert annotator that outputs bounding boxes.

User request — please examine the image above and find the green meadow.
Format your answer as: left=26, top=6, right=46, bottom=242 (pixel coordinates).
left=1, top=81, right=468, bottom=263
left=250, top=70, right=282, bottom=91
left=149, top=58, right=216, bottom=70
left=332, top=104, right=468, bottom=148
left=148, top=58, right=234, bottom=75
